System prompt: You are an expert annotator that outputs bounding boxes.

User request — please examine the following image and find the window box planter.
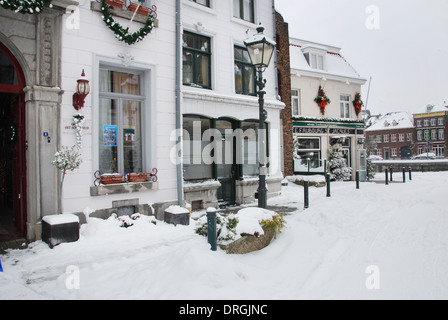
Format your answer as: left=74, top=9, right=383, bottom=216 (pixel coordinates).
left=127, top=173, right=148, bottom=183
left=127, top=3, right=149, bottom=16
left=101, top=174, right=124, bottom=185
left=106, top=0, right=125, bottom=9
left=42, top=214, right=80, bottom=249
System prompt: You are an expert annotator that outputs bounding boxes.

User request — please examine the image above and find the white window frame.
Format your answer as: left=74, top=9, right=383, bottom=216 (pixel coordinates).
left=383, top=134, right=389, bottom=143
left=439, top=129, right=445, bottom=140
left=399, top=133, right=404, bottom=142
left=292, top=89, right=300, bottom=117
left=417, top=131, right=422, bottom=141
left=340, top=94, right=350, bottom=118
left=93, top=55, right=156, bottom=176
left=391, top=134, right=397, bottom=143
left=438, top=118, right=444, bottom=126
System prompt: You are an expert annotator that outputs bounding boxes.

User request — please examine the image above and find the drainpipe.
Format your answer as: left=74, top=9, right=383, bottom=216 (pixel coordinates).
left=175, top=0, right=184, bottom=206
left=272, top=0, right=280, bottom=101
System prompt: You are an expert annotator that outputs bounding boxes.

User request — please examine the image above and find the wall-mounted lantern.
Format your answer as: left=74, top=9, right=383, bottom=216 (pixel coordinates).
left=73, top=69, right=90, bottom=111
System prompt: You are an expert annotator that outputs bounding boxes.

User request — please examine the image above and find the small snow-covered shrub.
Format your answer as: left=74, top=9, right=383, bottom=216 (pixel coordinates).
left=195, top=213, right=239, bottom=244
left=260, top=213, right=286, bottom=239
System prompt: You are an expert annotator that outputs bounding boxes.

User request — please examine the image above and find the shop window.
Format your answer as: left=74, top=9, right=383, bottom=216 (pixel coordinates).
left=183, top=115, right=213, bottom=181
left=98, top=68, right=144, bottom=174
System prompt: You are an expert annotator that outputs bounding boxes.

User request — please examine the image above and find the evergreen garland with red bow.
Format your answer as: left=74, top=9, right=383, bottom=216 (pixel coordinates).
left=314, top=86, right=331, bottom=115
left=352, top=93, right=364, bottom=116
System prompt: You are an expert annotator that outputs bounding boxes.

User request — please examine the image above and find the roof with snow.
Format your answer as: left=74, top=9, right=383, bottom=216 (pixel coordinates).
left=289, top=38, right=366, bottom=84
left=415, top=104, right=448, bottom=115
left=365, top=112, right=414, bottom=131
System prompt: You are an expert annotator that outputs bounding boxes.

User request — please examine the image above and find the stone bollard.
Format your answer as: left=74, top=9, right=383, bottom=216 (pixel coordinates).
left=206, top=207, right=217, bottom=251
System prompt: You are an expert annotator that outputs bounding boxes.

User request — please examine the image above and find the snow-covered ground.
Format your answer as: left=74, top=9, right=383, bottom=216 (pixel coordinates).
left=1, top=172, right=448, bottom=300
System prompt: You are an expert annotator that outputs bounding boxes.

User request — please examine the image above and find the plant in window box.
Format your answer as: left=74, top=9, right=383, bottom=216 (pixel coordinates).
left=106, top=0, right=125, bottom=9
left=127, top=1, right=149, bottom=16
left=127, top=172, right=148, bottom=183
left=100, top=173, right=124, bottom=185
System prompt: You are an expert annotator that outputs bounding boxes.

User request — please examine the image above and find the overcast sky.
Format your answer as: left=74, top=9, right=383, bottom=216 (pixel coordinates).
left=274, top=0, right=448, bottom=115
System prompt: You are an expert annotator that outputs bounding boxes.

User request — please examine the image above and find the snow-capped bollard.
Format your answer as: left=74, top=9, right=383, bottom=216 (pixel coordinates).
left=402, top=167, right=406, bottom=183
left=385, top=168, right=389, bottom=185
left=389, top=166, right=393, bottom=181
left=409, top=167, right=412, bottom=181
left=206, top=207, right=217, bottom=251
left=304, top=181, right=309, bottom=209
left=326, top=174, right=331, bottom=197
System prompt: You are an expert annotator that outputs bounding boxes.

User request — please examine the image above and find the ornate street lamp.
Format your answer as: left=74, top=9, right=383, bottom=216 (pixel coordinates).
left=244, top=24, right=276, bottom=209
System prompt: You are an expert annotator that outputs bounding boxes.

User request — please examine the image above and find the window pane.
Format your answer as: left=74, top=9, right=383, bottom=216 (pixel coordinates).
left=99, top=98, right=119, bottom=173
left=196, top=54, right=210, bottom=87
left=183, top=51, right=193, bottom=84
left=183, top=116, right=213, bottom=180
left=234, top=64, right=243, bottom=93
left=123, top=100, right=142, bottom=173
left=233, top=0, right=240, bottom=18
left=0, top=51, right=18, bottom=85
left=243, top=0, right=254, bottom=22
left=242, top=121, right=259, bottom=176
left=243, top=65, right=255, bottom=94
left=99, top=70, right=141, bottom=95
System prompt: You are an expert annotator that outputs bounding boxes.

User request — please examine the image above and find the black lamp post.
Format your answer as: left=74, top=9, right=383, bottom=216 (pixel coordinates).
left=244, top=24, right=276, bottom=209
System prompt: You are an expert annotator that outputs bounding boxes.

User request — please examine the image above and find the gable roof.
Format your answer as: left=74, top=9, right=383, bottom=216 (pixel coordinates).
left=365, top=112, right=414, bottom=131
left=290, top=38, right=366, bottom=84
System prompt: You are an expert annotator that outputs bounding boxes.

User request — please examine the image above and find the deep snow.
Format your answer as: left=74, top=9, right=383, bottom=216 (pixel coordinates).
left=1, top=171, right=448, bottom=300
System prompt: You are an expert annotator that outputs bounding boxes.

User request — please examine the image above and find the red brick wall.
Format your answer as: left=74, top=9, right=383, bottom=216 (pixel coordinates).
left=275, top=11, right=293, bottom=176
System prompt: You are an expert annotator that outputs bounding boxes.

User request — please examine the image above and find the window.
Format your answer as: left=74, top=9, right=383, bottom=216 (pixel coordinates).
left=391, top=134, right=397, bottom=142
left=183, top=32, right=211, bottom=89
left=424, top=130, right=430, bottom=141
left=294, top=137, right=321, bottom=169
left=311, top=54, right=324, bottom=70
left=438, top=118, right=444, bottom=126
left=182, top=116, right=213, bottom=181
left=433, top=145, right=445, bottom=157
left=399, top=133, right=404, bottom=142
left=383, top=134, right=389, bottom=143
left=190, top=0, right=210, bottom=7
left=417, top=131, right=422, bottom=141
left=234, top=46, right=255, bottom=95
left=376, top=135, right=382, bottom=143
left=392, top=148, right=397, bottom=157
left=242, top=121, right=259, bottom=176
left=416, top=120, right=422, bottom=127
left=407, top=133, right=413, bottom=142
left=431, top=118, right=436, bottom=126
left=233, top=0, right=254, bottom=23
left=340, top=95, right=350, bottom=118
left=292, top=89, right=300, bottom=116
left=439, top=129, right=445, bottom=140
left=424, top=119, right=429, bottom=127
left=99, top=68, right=144, bottom=174
left=431, top=129, right=437, bottom=140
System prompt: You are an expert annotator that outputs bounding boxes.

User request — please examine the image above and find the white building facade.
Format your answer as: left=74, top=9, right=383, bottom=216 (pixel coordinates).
left=0, top=0, right=283, bottom=243
left=289, top=38, right=367, bottom=179
left=181, top=0, right=284, bottom=208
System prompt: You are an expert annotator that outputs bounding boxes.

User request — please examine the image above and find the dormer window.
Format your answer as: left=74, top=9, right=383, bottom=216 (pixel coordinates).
left=301, top=45, right=327, bottom=71
left=384, top=121, right=390, bottom=127
left=392, top=120, right=398, bottom=126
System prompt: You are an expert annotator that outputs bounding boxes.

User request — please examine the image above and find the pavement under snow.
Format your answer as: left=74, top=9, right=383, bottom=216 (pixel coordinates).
left=0, top=171, right=447, bottom=300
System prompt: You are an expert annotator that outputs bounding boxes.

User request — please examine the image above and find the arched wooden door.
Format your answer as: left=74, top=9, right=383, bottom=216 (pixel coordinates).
left=0, top=41, right=27, bottom=241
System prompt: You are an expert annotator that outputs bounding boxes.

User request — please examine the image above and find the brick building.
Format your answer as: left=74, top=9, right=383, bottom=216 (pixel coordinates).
left=275, top=11, right=293, bottom=177
left=365, top=112, right=415, bottom=159
left=414, top=104, right=448, bottom=157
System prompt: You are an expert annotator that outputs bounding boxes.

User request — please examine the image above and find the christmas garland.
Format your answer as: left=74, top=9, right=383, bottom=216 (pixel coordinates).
left=0, top=0, right=51, bottom=14
left=352, top=93, right=364, bottom=116
left=314, top=86, right=331, bottom=115
left=100, top=0, right=155, bottom=45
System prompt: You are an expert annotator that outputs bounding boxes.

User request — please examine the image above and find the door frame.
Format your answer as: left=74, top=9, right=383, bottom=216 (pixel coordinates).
left=0, top=41, right=27, bottom=238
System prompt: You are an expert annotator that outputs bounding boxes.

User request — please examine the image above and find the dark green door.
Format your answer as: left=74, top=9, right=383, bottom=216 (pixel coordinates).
left=216, top=119, right=238, bottom=207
